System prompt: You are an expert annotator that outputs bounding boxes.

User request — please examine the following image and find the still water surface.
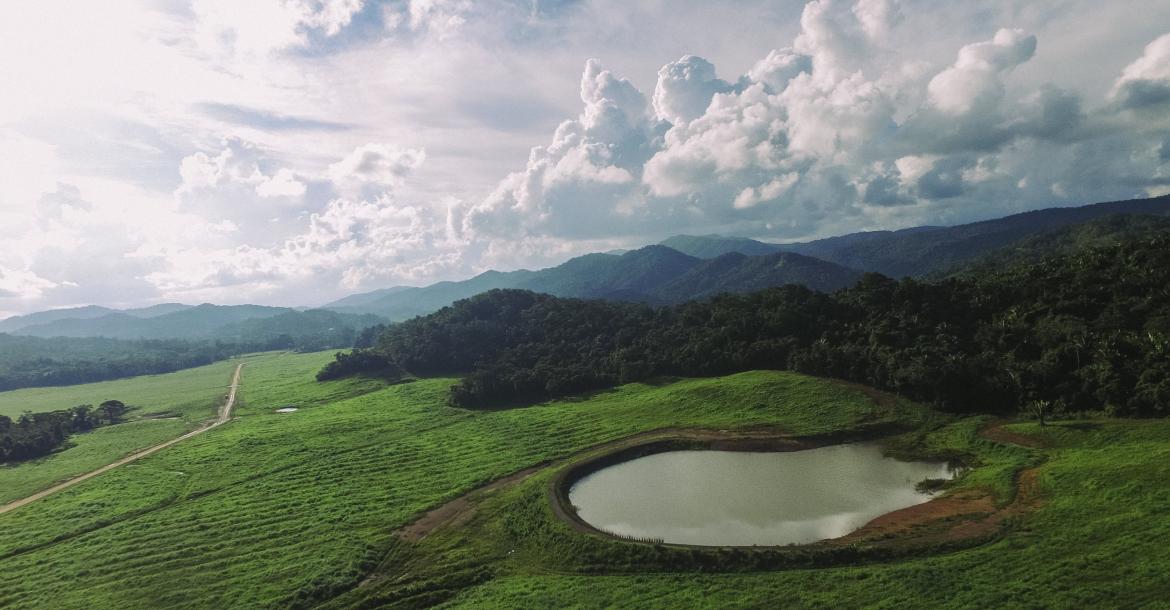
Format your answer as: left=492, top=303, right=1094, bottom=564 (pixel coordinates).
left=568, top=442, right=953, bottom=546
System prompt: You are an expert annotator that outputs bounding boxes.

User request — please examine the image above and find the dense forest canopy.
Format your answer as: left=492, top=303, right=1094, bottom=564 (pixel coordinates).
left=324, top=220, right=1170, bottom=417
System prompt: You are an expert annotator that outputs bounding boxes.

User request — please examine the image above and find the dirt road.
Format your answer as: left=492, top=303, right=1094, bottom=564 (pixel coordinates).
left=0, top=363, right=244, bottom=517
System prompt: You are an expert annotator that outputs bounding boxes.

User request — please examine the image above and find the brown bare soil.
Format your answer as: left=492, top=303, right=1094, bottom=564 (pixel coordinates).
left=837, top=423, right=1045, bottom=549
left=981, top=420, right=1045, bottom=448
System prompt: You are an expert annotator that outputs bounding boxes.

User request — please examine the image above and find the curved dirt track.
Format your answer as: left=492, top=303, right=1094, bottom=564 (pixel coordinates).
left=0, top=363, right=244, bottom=517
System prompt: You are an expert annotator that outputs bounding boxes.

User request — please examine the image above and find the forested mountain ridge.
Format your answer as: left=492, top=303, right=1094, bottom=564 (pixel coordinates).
left=326, top=225, right=1170, bottom=417
left=325, top=194, right=1169, bottom=320
left=650, top=251, right=862, bottom=302
left=0, top=303, right=194, bottom=333
left=663, top=194, right=1170, bottom=276
left=948, top=214, right=1170, bottom=277
left=13, top=304, right=289, bottom=339
left=323, top=245, right=861, bottom=318
left=9, top=304, right=383, bottom=346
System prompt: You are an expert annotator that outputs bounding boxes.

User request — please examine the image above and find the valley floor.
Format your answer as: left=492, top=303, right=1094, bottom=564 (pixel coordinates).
left=0, top=352, right=1166, bottom=608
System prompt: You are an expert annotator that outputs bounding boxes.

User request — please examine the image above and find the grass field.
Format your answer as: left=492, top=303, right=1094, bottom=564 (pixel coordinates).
left=0, top=358, right=241, bottom=421
left=0, top=352, right=329, bottom=508
left=0, top=354, right=1167, bottom=609
left=437, top=419, right=1170, bottom=608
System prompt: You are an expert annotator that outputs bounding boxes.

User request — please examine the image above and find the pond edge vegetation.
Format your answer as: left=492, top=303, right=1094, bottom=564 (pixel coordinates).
left=384, top=417, right=1044, bottom=582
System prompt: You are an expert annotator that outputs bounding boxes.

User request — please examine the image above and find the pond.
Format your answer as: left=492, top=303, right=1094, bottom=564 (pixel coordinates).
left=567, top=442, right=955, bottom=546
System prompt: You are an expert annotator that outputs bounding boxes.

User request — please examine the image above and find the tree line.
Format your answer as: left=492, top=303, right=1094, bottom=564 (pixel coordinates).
left=0, top=400, right=127, bottom=463
left=321, top=229, right=1170, bottom=417
left=0, top=327, right=384, bottom=392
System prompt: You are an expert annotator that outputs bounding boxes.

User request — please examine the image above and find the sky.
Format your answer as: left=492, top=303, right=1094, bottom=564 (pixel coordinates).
left=1, top=0, right=1169, bottom=316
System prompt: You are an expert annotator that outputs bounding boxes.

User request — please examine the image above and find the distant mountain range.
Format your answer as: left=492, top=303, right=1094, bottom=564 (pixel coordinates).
left=0, top=303, right=194, bottom=334
left=665, top=194, right=1170, bottom=277
left=6, top=303, right=383, bottom=346
left=322, top=246, right=862, bottom=319
left=5, top=193, right=1168, bottom=338
left=324, top=194, right=1169, bottom=320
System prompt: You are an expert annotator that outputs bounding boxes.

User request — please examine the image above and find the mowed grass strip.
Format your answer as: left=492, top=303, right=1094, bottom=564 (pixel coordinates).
left=0, top=364, right=900, bottom=609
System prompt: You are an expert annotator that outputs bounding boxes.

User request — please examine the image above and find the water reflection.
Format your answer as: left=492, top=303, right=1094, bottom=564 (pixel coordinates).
left=568, top=442, right=953, bottom=546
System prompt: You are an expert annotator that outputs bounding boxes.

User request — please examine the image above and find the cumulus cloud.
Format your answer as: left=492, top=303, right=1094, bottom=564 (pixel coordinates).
left=1111, top=33, right=1170, bottom=112
left=463, top=0, right=1170, bottom=245
left=745, top=49, right=812, bottom=93
left=926, top=29, right=1037, bottom=115
left=193, top=0, right=365, bottom=56
left=0, top=266, right=60, bottom=301
left=4, top=0, right=1170, bottom=314
left=328, top=143, right=427, bottom=190
left=178, top=138, right=306, bottom=199
left=652, top=56, right=733, bottom=125
left=461, top=59, right=654, bottom=239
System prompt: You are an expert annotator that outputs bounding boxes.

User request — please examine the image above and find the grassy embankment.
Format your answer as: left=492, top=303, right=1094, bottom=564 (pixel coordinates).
left=0, top=351, right=1166, bottom=608
left=433, top=419, right=1170, bottom=609
left=0, top=354, right=938, bottom=608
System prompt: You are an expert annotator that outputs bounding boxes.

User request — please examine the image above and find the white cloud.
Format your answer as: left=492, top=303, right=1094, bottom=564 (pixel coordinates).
left=466, top=3, right=1170, bottom=247
left=256, top=168, right=308, bottom=198
left=192, top=0, right=365, bottom=56
left=734, top=173, right=800, bottom=209
left=1111, top=33, right=1170, bottom=112
left=0, top=267, right=59, bottom=301
left=745, top=49, right=813, bottom=94
left=461, top=59, right=654, bottom=239
left=328, top=143, right=427, bottom=190
left=2, top=0, right=1169, bottom=314
left=175, top=138, right=310, bottom=247
left=652, top=56, right=733, bottom=125
left=927, top=28, right=1037, bottom=115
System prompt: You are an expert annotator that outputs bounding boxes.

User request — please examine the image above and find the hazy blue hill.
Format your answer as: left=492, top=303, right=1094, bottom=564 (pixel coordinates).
left=326, top=244, right=860, bottom=318
left=517, top=245, right=701, bottom=299
left=321, top=286, right=414, bottom=310
left=213, top=309, right=388, bottom=350
left=326, top=247, right=701, bottom=319
left=775, top=194, right=1170, bottom=277
left=659, top=235, right=784, bottom=258
left=125, top=303, right=193, bottom=318
left=0, top=305, right=118, bottom=333
left=664, top=194, right=1170, bottom=278
left=0, top=303, right=195, bottom=334
left=651, top=251, right=863, bottom=303
left=332, top=270, right=535, bottom=320
left=775, top=226, right=943, bottom=264
left=16, top=304, right=291, bottom=340
left=323, top=194, right=1170, bottom=320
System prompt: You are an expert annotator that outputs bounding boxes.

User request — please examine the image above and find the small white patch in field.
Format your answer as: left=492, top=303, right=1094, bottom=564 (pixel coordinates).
left=275, top=408, right=298, bottom=413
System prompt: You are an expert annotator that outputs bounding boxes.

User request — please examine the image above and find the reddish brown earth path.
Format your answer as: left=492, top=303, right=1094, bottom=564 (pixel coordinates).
left=837, top=419, right=1045, bottom=546
left=0, top=362, right=244, bottom=517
